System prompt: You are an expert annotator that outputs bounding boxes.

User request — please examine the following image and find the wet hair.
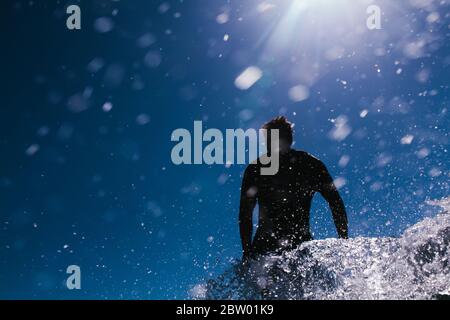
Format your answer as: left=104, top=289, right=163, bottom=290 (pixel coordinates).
left=262, top=116, right=294, bottom=146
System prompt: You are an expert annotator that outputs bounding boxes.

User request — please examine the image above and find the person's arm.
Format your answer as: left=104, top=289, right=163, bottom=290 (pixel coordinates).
left=239, top=166, right=257, bottom=259
left=315, top=160, right=348, bottom=239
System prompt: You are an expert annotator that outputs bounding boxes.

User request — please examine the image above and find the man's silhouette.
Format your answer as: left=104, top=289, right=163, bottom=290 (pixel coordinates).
left=239, top=116, right=348, bottom=260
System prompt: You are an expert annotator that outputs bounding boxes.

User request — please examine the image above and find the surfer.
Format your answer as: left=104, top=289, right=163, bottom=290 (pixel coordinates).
left=239, top=116, right=348, bottom=260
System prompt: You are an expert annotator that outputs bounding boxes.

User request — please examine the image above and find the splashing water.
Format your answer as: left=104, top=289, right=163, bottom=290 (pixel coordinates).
left=194, top=198, right=450, bottom=300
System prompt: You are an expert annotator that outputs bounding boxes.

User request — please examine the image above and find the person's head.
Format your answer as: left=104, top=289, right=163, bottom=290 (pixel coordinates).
left=262, top=116, right=294, bottom=153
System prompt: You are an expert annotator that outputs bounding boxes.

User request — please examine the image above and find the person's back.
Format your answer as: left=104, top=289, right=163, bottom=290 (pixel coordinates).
left=239, top=117, right=348, bottom=259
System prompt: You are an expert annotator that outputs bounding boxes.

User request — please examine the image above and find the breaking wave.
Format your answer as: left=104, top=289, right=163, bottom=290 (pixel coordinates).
left=193, top=198, right=450, bottom=300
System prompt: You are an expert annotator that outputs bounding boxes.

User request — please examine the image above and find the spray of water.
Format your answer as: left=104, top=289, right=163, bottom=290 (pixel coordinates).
left=193, top=197, right=450, bottom=300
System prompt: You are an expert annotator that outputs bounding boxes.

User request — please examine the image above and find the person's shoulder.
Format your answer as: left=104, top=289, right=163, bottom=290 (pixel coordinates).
left=294, top=150, right=325, bottom=167
left=292, top=150, right=320, bottom=161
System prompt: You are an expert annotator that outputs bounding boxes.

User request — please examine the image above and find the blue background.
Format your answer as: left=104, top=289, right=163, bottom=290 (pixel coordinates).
left=0, top=0, right=448, bottom=299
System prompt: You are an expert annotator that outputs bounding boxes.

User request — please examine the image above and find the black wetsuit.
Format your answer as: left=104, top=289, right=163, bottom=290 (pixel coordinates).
left=239, top=149, right=348, bottom=257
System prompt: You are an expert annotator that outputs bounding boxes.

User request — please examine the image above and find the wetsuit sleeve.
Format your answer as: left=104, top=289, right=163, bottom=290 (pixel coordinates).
left=239, top=166, right=258, bottom=258
left=314, top=159, right=349, bottom=239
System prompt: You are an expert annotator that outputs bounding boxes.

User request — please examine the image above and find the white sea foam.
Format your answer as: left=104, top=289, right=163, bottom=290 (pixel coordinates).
left=195, top=197, right=450, bottom=300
